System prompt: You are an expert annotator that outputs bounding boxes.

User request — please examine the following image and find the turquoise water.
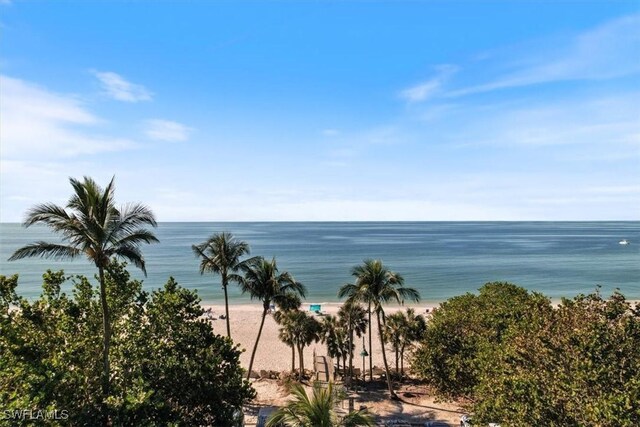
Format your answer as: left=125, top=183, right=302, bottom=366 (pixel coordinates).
left=1, top=222, right=639, bottom=303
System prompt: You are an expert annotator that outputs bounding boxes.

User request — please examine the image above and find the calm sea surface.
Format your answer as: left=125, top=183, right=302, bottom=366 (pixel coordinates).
left=1, top=222, right=639, bottom=303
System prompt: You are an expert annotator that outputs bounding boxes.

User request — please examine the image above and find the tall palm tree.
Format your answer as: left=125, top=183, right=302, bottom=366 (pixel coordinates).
left=337, top=301, right=368, bottom=382
left=192, top=232, right=252, bottom=338
left=8, top=176, right=158, bottom=415
left=238, top=257, right=306, bottom=379
left=338, top=259, right=420, bottom=399
left=266, top=382, right=374, bottom=427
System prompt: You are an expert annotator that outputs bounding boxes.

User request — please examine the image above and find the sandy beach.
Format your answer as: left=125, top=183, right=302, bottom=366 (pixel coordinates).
left=203, top=302, right=466, bottom=425
left=202, top=302, right=437, bottom=374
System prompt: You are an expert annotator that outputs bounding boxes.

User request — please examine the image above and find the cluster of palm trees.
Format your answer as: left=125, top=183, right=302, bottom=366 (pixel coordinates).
left=193, top=233, right=425, bottom=399
left=338, top=260, right=421, bottom=399
left=274, top=306, right=321, bottom=378
left=319, top=302, right=367, bottom=381
left=384, top=308, right=426, bottom=377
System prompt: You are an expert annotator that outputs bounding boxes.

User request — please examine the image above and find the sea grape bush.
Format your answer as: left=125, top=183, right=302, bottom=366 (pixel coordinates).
left=411, top=282, right=640, bottom=426
left=0, top=261, right=255, bottom=426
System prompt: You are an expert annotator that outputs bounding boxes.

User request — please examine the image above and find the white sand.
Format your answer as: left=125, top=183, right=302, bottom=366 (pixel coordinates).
left=202, top=302, right=436, bottom=374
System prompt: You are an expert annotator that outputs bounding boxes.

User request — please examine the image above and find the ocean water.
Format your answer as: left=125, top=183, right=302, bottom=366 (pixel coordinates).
left=1, top=222, right=639, bottom=303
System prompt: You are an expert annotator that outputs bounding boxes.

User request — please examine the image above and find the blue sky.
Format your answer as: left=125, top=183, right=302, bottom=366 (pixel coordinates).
left=1, top=1, right=639, bottom=221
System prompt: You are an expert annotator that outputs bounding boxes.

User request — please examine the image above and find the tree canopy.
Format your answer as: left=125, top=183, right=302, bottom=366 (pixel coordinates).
left=411, top=282, right=640, bottom=426
left=0, top=262, right=255, bottom=426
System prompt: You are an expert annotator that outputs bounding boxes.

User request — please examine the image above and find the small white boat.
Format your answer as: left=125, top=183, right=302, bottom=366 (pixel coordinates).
left=619, top=239, right=629, bottom=245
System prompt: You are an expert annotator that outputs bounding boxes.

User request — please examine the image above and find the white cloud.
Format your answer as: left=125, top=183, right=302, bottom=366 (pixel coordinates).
left=400, top=65, right=458, bottom=102
left=449, top=13, right=640, bottom=97
left=0, top=75, right=136, bottom=159
left=143, top=119, right=192, bottom=142
left=92, top=70, right=153, bottom=102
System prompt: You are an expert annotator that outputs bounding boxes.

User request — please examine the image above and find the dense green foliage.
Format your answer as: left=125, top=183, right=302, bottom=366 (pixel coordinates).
left=266, top=382, right=374, bottom=427
left=0, top=262, right=255, bottom=426
left=411, top=282, right=640, bottom=426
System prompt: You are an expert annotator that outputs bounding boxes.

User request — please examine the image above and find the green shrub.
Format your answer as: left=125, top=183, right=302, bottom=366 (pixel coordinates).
left=411, top=283, right=640, bottom=426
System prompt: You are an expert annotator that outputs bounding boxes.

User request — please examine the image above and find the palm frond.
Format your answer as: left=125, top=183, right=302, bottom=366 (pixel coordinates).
left=9, top=242, right=80, bottom=261
left=337, top=283, right=359, bottom=299
left=112, top=245, right=146, bottom=275
left=23, top=203, right=71, bottom=228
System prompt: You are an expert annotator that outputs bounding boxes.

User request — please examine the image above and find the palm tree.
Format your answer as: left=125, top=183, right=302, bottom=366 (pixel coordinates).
left=276, top=311, right=298, bottom=374
left=288, top=310, right=321, bottom=378
left=339, top=281, right=375, bottom=384
left=274, top=294, right=303, bottom=374
left=266, top=382, right=374, bottom=427
left=192, top=232, right=252, bottom=338
left=399, top=308, right=426, bottom=376
left=336, top=327, right=352, bottom=379
left=338, top=259, right=420, bottom=399
left=8, top=176, right=158, bottom=416
left=320, top=314, right=343, bottom=376
left=384, top=311, right=406, bottom=375
left=238, top=257, right=306, bottom=379
left=338, top=301, right=368, bottom=382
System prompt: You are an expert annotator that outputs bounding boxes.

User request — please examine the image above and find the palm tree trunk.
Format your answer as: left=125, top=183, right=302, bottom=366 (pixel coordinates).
left=368, top=301, right=373, bottom=382
left=298, top=345, right=304, bottom=380
left=377, top=310, right=397, bottom=399
left=348, top=328, right=354, bottom=383
left=247, top=306, right=268, bottom=379
left=98, top=266, right=111, bottom=425
left=291, top=345, right=295, bottom=374
left=400, top=347, right=405, bottom=377
left=222, top=275, right=231, bottom=338
left=343, top=355, right=347, bottom=377
left=395, top=347, right=399, bottom=374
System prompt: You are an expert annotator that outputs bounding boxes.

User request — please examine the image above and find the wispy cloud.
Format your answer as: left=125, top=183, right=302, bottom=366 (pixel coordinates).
left=400, top=65, right=458, bottom=102
left=449, top=13, right=640, bottom=97
left=92, top=70, right=153, bottom=102
left=447, top=93, right=640, bottom=151
left=0, top=75, right=135, bottom=159
left=322, top=128, right=340, bottom=136
left=144, top=119, right=192, bottom=142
